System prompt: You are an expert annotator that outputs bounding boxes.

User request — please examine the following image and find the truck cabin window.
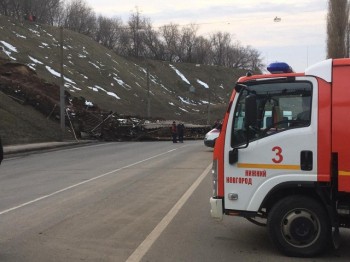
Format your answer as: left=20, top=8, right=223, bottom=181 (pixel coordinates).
left=231, top=81, right=312, bottom=147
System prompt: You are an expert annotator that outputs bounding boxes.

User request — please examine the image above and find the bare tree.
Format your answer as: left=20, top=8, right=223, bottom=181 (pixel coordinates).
left=116, top=29, right=131, bottom=56
left=128, top=7, right=148, bottom=57
left=6, top=0, right=22, bottom=20
left=143, top=22, right=164, bottom=60
left=0, top=0, right=264, bottom=71
left=245, top=47, right=264, bottom=71
left=177, top=24, right=198, bottom=63
left=210, top=32, right=232, bottom=66
left=32, top=0, right=62, bottom=25
left=95, top=15, right=124, bottom=50
left=192, top=36, right=212, bottom=64
left=327, top=0, right=349, bottom=58
left=63, top=0, right=96, bottom=36
left=159, top=23, right=180, bottom=62
left=230, top=45, right=263, bottom=70
left=226, top=42, right=246, bottom=69
left=0, top=0, right=11, bottom=16
left=17, top=0, right=62, bottom=25
left=0, top=0, right=31, bottom=20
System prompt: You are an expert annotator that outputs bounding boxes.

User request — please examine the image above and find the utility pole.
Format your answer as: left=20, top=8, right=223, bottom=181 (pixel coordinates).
left=207, top=88, right=211, bottom=125
left=146, top=66, right=151, bottom=118
left=59, top=26, right=65, bottom=140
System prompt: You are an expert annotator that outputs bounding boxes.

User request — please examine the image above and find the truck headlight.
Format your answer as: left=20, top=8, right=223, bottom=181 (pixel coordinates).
left=212, top=159, right=218, bottom=197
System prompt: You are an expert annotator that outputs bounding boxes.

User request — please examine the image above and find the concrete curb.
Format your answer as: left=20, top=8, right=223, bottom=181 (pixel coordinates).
left=3, top=140, right=95, bottom=156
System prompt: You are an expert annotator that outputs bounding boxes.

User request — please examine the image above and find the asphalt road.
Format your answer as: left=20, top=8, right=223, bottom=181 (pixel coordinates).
left=0, top=141, right=349, bottom=262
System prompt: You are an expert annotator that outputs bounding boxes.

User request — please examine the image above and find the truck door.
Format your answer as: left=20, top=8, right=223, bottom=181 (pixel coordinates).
left=224, top=78, right=319, bottom=212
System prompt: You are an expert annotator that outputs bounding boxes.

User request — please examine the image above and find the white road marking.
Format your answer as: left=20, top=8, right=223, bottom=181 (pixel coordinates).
left=0, top=146, right=187, bottom=216
left=126, top=163, right=212, bottom=262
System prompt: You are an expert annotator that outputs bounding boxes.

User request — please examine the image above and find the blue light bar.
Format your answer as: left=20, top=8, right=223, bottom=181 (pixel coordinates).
left=267, top=62, right=293, bottom=74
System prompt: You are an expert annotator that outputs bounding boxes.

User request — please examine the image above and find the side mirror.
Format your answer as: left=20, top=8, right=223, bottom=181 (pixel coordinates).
left=229, top=148, right=238, bottom=164
left=245, top=94, right=257, bottom=129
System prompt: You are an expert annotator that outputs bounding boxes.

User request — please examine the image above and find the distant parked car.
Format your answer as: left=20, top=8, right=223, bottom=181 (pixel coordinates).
left=204, top=128, right=220, bottom=148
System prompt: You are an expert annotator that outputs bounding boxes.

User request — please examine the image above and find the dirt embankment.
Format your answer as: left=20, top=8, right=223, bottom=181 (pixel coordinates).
left=0, top=59, right=210, bottom=145
left=0, top=58, right=74, bottom=144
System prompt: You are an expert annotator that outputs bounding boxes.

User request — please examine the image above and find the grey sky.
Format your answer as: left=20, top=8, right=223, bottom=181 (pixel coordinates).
left=84, top=0, right=328, bottom=72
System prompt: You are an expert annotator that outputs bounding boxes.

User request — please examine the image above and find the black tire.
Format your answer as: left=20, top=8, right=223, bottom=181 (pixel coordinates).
left=267, top=196, right=330, bottom=257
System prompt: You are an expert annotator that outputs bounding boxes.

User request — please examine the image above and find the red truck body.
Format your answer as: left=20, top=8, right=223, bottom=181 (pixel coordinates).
left=210, top=59, right=350, bottom=257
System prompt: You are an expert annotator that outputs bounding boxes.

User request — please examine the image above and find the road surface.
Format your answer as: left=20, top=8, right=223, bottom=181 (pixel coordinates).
left=0, top=141, right=349, bottom=261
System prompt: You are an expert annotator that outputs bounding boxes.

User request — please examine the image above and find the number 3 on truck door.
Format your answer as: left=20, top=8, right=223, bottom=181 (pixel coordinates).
left=272, top=146, right=283, bottom=163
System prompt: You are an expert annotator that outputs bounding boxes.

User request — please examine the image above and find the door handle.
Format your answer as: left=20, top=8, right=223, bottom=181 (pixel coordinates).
left=300, top=150, right=313, bottom=171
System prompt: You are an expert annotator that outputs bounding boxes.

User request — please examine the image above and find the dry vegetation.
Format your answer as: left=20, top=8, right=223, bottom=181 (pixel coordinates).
left=0, top=15, right=250, bottom=145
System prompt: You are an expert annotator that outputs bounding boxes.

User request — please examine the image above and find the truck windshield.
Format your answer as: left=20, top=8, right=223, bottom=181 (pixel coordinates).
left=231, top=81, right=312, bottom=147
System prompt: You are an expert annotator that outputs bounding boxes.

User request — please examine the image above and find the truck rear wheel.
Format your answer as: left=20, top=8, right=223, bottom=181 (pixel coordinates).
left=267, top=196, right=330, bottom=257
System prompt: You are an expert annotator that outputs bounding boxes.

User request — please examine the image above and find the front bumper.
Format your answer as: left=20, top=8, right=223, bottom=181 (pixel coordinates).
left=204, top=139, right=215, bottom=148
left=210, top=197, right=223, bottom=221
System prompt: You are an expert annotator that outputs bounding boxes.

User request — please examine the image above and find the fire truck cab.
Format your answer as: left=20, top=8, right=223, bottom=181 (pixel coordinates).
left=210, top=59, right=350, bottom=257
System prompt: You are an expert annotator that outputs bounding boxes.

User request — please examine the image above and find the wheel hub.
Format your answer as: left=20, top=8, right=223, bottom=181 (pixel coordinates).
left=282, top=210, right=320, bottom=247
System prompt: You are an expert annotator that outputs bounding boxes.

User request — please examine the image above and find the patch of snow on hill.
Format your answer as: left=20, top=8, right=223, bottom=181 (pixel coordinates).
left=28, top=28, right=40, bottom=35
left=197, top=79, right=209, bottom=89
left=89, top=86, right=99, bottom=92
left=85, top=100, right=94, bottom=106
left=13, top=31, right=26, bottom=39
left=149, top=74, right=159, bottom=85
left=82, top=47, right=89, bottom=55
left=97, top=61, right=105, bottom=67
left=27, top=64, right=35, bottom=70
left=0, top=40, right=17, bottom=52
left=29, top=56, right=43, bottom=64
left=107, top=91, right=120, bottom=99
left=112, top=73, right=131, bottom=90
left=88, top=85, right=120, bottom=100
left=89, top=61, right=100, bottom=69
left=45, top=66, right=76, bottom=84
left=170, top=64, right=190, bottom=85
left=65, top=83, right=81, bottom=92
left=0, top=40, right=17, bottom=60
left=160, top=84, right=172, bottom=93
left=178, top=96, right=197, bottom=105
left=44, top=31, right=53, bottom=37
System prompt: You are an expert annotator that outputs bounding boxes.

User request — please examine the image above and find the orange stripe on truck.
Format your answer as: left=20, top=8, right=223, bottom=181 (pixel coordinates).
left=237, top=163, right=300, bottom=170
left=339, top=170, right=350, bottom=176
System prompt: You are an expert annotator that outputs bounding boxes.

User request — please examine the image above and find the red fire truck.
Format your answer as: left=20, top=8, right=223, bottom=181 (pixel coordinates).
left=210, top=59, right=350, bottom=257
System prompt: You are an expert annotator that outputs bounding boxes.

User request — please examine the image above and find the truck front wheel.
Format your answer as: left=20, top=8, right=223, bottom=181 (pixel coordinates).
left=267, top=196, right=330, bottom=257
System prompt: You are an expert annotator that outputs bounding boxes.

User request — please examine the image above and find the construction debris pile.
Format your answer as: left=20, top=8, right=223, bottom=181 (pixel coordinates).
left=0, top=60, right=210, bottom=142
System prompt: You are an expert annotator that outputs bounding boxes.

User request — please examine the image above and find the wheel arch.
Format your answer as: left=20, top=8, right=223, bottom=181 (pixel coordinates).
left=259, top=182, right=331, bottom=216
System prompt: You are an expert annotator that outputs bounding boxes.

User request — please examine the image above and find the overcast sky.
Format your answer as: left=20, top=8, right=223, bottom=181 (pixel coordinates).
left=84, top=0, right=329, bottom=73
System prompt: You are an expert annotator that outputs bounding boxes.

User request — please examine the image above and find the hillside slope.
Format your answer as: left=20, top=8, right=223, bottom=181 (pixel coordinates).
left=0, top=91, right=74, bottom=145
left=0, top=15, right=251, bottom=145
